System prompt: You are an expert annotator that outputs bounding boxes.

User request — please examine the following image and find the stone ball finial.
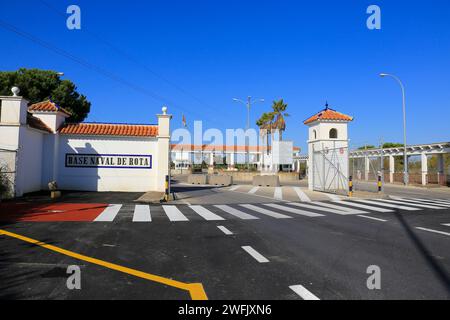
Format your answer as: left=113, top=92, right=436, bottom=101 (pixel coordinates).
left=162, top=106, right=168, bottom=115
left=11, top=86, right=20, bottom=97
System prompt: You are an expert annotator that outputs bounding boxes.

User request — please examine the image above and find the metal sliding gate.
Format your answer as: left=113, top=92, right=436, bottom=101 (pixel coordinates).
left=312, top=144, right=349, bottom=194
left=349, top=155, right=383, bottom=193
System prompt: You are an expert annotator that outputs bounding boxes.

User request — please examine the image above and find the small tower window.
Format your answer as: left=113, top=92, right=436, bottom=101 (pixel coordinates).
left=329, top=128, right=338, bottom=139
left=313, top=129, right=317, bottom=140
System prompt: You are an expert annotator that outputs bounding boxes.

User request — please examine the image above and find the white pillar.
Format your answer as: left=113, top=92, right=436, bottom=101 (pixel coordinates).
left=156, top=107, right=172, bottom=192
left=437, top=154, right=444, bottom=185
left=52, top=133, right=59, bottom=182
left=421, top=153, right=428, bottom=186
left=307, top=143, right=313, bottom=190
left=389, top=155, right=395, bottom=183
left=209, top=151, right=214, bottom=166
left=364, top=156, right=370, bottom=181
left=228, top=152, right=235, bottom=170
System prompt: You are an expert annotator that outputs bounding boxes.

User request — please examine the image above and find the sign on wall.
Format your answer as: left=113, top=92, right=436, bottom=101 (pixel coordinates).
left=65, top=154, right=152, bottom=169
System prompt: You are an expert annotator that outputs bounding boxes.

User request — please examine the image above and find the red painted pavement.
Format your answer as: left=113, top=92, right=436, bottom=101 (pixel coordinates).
left=0, top=203, right=109, bottom=222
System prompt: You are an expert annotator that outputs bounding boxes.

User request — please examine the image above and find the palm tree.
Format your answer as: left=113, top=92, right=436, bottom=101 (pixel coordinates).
left=256, top=112, right=275, bottom=155
left=271, top=99, right=289, bottom=140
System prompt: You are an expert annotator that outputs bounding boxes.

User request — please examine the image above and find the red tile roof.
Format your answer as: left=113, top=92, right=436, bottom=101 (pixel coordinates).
left=27, top=115, right=53, bottom=133
left=304, top=108, right=353, bottom=125
left=170, top=144, right=301, bottom=153
left=28, top=100, right=72, bottom=116
left=59, top=123, right=159, bottom=137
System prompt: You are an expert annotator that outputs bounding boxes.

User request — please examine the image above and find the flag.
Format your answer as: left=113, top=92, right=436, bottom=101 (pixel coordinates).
left=182, top=114, right=187, bottom=128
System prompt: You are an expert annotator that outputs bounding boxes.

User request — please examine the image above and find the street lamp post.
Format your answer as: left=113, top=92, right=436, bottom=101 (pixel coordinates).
left=379, top=73, right=409, bottom=185
left=232, top=96, right=265, bottom=171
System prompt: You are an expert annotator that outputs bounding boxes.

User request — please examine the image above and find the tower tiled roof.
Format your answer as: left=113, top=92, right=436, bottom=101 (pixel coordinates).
left=304, top=107, right=353, bottom=125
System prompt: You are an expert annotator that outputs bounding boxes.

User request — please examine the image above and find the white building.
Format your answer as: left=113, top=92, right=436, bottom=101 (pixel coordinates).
left=0, top=87, right=172, bottom=197
left=170, top=144, right=301, bottom=172
left=304, top=105, right=353, bottom=192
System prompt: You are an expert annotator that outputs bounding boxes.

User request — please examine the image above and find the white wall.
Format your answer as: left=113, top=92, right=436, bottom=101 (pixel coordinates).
left=57, top=136, right=160, bottom=192
left=308, top=121, right=348, bottom=143
left=0, top=125, right=20, bottom=150
left=41, top=134, right=57, bottom=189
left=1, top=95, right=45, bottom=197
left=0, top=97, right=28, bottom=124
left=32, top=112, right=67, bottom=132
left=16, top=127, right=45, bottom=195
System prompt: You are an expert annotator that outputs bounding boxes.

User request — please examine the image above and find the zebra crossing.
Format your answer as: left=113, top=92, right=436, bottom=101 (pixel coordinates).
left=89, top=197, right=450, bottom=223
left=226, top=185, right=340, bottom=202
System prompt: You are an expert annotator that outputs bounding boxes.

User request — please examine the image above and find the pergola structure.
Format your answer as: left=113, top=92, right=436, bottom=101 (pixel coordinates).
left=299, top=142, right=450, bottom=186
left=293, top=154, right=308, bottom=174
left=349, top=142, right=450, bottom=185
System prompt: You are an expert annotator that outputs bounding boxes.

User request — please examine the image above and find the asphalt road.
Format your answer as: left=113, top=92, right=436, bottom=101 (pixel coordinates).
left=353, top=180, right=450, bottom=199
left=0, top=185, right=449, bottom=300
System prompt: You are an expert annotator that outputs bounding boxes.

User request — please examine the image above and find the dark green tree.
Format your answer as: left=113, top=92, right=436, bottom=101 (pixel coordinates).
left=357, top=145, right=376, bottom=150
left=0, top=68, right=91, bottom=123
left=382, top=142, right=404, bottom=149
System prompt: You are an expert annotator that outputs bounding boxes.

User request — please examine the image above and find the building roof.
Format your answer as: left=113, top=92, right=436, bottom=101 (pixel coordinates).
left=171, top=144, right=300, bottom=153
left=28, top=100, right=72, bottom=117
left=27, top=115, right=53, bottom=133
left=59, top=123, right=158, bottom=137
left=304, top=107, right=353, bottom=125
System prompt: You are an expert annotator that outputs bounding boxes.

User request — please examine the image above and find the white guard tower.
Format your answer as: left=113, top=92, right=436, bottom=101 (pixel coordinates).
left=304, top=103, right=353, bottom=193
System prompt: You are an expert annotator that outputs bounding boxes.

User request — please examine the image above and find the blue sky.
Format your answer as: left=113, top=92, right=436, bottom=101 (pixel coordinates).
left=1, top=0, right=449, bottom=152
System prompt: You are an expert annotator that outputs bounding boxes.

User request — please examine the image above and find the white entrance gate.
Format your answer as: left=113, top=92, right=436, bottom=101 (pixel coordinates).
left=312, top=144, right=349, bottom=194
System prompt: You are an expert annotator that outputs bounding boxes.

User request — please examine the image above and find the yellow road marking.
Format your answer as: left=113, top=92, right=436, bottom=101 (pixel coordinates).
left=0, top=229, right=207, bottom=300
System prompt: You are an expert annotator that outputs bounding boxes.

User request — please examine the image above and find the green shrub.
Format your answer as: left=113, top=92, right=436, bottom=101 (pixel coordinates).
left=0, top=167, right=12, bottom=199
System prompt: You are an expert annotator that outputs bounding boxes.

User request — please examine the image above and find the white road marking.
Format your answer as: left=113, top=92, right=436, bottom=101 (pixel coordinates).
left=132, top=205, right=151, bottom=222
left=416, top=227, right=450, bottom=237
left=222, top=187, right=290, bottom=202
left=274, top=187, right=283, bottom=200
left=407, top=198, right=450, bottom=206
left=214, top=205, right=259, bottom=220
left=162, top=205, right=189, bottom=221
left=357, top=215, right=387, bottom=222
left=389, top=197, right=450, bottom=208
left=323, top=193, right=341, bottom=201
left=217, top=226, right=233, bottom=235
left=333, top=200, right=394, bottom=213
left=229, top=185, right=240, bottom=191
left=289, top=285, right=320, bottom=300
left=241, top=246, right=269, bottom=263
left=378, top=199, right=445, bottom=210
left=239, top=204, right=292, bottom=219
left=293, top=187, right=311, bottom=202
left=264, top=203, right=325, bottom=217
left=442, top=223, right=450, bottom=227
left=352, top=199, right=420, bottom=211
left=248, top=187, right=260, bottom=194
left=189, top=205, right=225, bottom=221
left=94, top=204, right=122, bottom=222
left=304, top=201, right=368, bottom=215
left=288, top=202, right=357, bottom=215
